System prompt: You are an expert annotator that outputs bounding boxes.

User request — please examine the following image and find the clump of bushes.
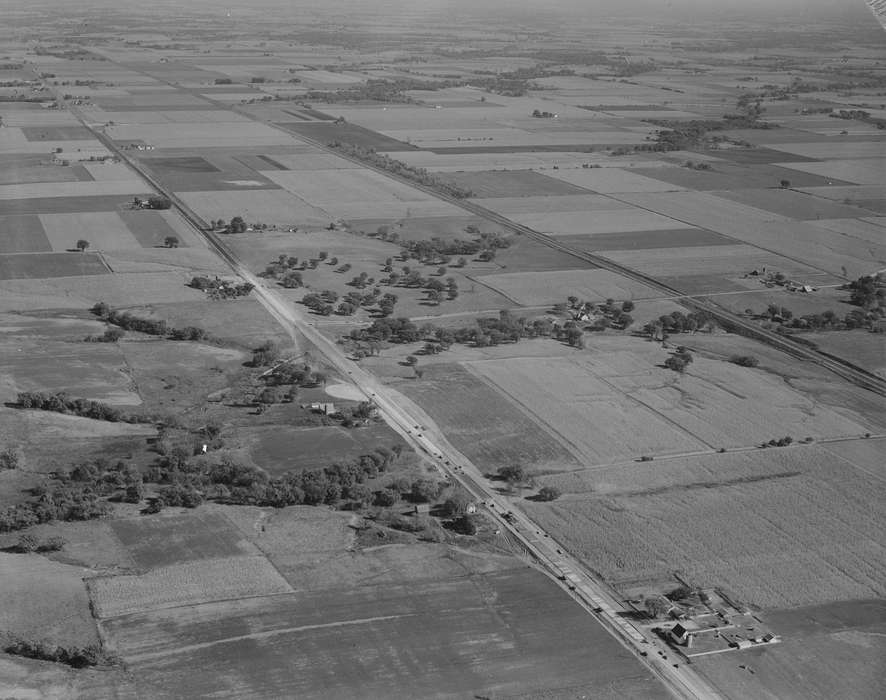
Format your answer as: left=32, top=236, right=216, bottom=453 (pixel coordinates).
left=729, top=355, right=759, bottom=367
left=3, top=638, right=119, bottom=668
left=15, top=391, right=154, bottom=424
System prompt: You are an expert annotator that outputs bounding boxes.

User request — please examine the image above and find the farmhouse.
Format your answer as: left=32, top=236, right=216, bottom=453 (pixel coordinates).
left=310, top=402, right=335, bottom=415
left=669, top=620, right=701, bottom=647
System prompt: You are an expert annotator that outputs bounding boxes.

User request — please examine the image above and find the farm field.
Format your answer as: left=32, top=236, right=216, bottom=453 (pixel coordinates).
left=99, top=565, right=668, bottom=700
left=774, top=159, right=885, bottom=186
left=501, top=207, right=689, bottom=236
left=0, top=214, right=52, bottom=253
left=275, top=120, right=417, bottom=151
left=441, top=169, right=590, bottom=197
left=710, top=188, right=871, bottom=220
left=39, top=211, right=141, bottom=251
left=468, top=193, right=632, bottom=215
left=557, top=227, right=734, bottom=251
left=177, top=189, right=331, bottom=226
left=475, top=268, right=663, bottom=306
left=0, top=194, right=153, bottom=216
left=526, top=445, right=886, bottom=609
left=803, top=331, right=886, bottom=379
left=546, top=167, right=687, bottom=193
left=398, top=363, right=579, bottom=472
left=0, top=252, right=109, bottom=280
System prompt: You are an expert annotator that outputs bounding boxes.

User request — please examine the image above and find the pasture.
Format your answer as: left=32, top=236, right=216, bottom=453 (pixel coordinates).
left=476, top=268, right=662, bottom=305
left=276, top=120, right=416, bottom=151
left=527, top=446, right=886, bottom=608
left=109, top=512, right=258, bottom=569
left=0, top=214, right=52, bottom=253
left=0, top=154, right=91, bottom=186
left=557, top=227, right=734, bottom=251
left=774, top=159, right=884, bottom=186
left=547, top=167, right=686, bottom=193
left=99, top=565, right=668, bottom=699
left=118, top=210, right=192, bottom=248
left=503, top=207, right=690, bottom=236
left=469, top=193, right=631, bottom=215
left=711, top=188, right=870, bottom=220
left=39, top=211, right=141, bottom=251
left=399, top=363, right=578, bottom=472
left=107, top=121, right=293, bottom=149
left=178, top=189, right=331, bottom=226
left=0, top=179, right=150, bottom=200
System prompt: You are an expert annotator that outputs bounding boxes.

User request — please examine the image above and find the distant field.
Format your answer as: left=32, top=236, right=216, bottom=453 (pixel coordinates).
left=100, top=566, right=668, bottom=699
left=441, top=169, right=589, bottom=197
left=276, top=120, right=416, bottom=151
left=0, top=153, right=92, bottom=185
left=546, top=167, right=685, bottom=193
left=504, top=207, right=689, bottom=236
left=107, top=121, right=292, bottom=149
left=804, top=331, right=886, bottom=379
left=109, top=512, right=257, bottom=569
left=711, top=188, right=870, bottom=220
left=476, top=268, right=661, bottom=306
left=399, top=363, right=578, bottom=472
left=178, top=189, right=331, bottom=226
left=250, top=152, right=358, bottom=170
left=469, top=193, right=629, bottom=215
left=767, top=141, right=886, bottom=160
left=21, top=125, right=94, bottom=141
left=775, top=159, right=884, bottom=186
left=0, top=194, right=152, bottom=216
left=527, top=446, right=886, bottom=608
left=118, top=210, right=191, bottom=248
left=0, top=251, right=109, bottom=280
left=557, top=228, right=734, bottom=251
left=0, top=180, right=150, bottom=200
left=0, top=214, right=52, bottom=253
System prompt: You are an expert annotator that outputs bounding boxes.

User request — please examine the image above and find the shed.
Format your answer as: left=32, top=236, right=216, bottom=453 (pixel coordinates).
left=669, top=620, right=700, bottom=646
left=413, top=503, right=431, bottom=515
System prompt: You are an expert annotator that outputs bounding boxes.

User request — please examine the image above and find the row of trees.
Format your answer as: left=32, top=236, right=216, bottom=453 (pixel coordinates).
left=642, top=311, right=716, bottom=339
left=15, top=391, right=153, bottom=424
left=327, top=141, right=475, bottom=199
left=92, top=302, right=211, bottom=341
left=3, top=638, right=118, bottom=669
left=752, top=303, right=881, bottom=332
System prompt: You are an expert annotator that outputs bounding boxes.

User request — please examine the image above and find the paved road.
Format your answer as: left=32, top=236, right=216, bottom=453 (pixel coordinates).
left=49, top=75, right=730, bottom=698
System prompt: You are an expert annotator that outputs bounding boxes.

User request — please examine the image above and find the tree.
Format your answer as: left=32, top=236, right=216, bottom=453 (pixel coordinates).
left=147, top=195, right=172, bottom=210
left=281, top=271, right=303, bottom=288
left=252, top=340, right=280, bottom=366
left=536, top=486, right=561, bottom=501
left=497, top=464, right=527, bottom=485
left=76, top=239, right=89, bottom=252
left=405, top=355, right=418, bottom=366
left=410, top=478, right=442, bottom=503
left=621, top=300, right=635, bottom=313
left=374, top=488, right=400, bottom=507
left=450, top=514, right=478, bottom=535
left=779, top=179, right=791, bottom=189
left=664, top=356, right=688, bottom=373
left=0, top=447, right=23, bottom=470
left=164, top=236, right=179, bottom=248
left=729, top=355, right=759, bottom=367
left=258, top=386, right=282, bottom=404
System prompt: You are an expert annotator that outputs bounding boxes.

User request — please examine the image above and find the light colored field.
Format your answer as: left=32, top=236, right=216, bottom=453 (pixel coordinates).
left=615, top=190, right=790, bottom=236
left=0, top=406, right=156, bottom=440
left=81, top=161, right=136, bottom=181
left=466, top=357, right=706, bottom=465
left=178, top=189, right=332, bottom=226
left=390, top=149, right=629, bottom=172
left=260, top=168, right=463, bottom=219
left=476, top=268, right=664, bottom=306
left=40, top=212, right=140, bottom=251
left=0, top=128, right=108, bottom=155
left=725, top=220, right=886, bottom=278
left=91, top=110, right=254, bottom=124
left=469, top=194, right=630, bottom=215
left=527, top=446, right=886, bottom=608
left=0, top=179, right=148, bottom=199
left=0, top=111, right=82, bottom=127
left=379, top=127, right=647, bottom=149
left=546, top=167, right=686, bottom=193
left=822, top=438, right=886, bottom=477
left=106, top=122, right=295, bottom=148
left=507, top=208, right=687, bottom=236
left=797, top=185, right=886, bottom=203
left=89, top=555, right=293, bottom=618
left=0, top=553, right=99, bottom=647
left=599, top=244, right=821, bottom=278
left=774, top=159, right=885, bottom=186
left=767, top=141, right=886, bottom=160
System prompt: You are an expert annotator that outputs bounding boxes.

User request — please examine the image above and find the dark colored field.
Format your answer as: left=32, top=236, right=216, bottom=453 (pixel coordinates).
left=109, top=512, right=253, bottom=569
left=0, top=252, right=109, bottom=280
left=275, top=121, right=417, bottom=151
left=2, top=195, right=152, bottom=216
left=657, top=274, right=750, bottom=294
left=0, top=214, right=52, bottom=253
left=292, top=107, right=335, bottom=120
left=557, top=227, right=735, bottom=251
left=0, top=154, right=92, bottom=185
left=442, top=169, right=590, bottom=197
left=118, top=210, right=188, bottom=248
left=493, top=234, right=597, bottom=273
left=104, top=567, right=668, bottom=699
left=400, top=363, right=578, bottom=470
left=20, top=125, right=94, bottom=141
left=854, top=198, right=886, bottom=214
left=234, top=154, right=287, bottom=171
left=697, top=148, right=817, bottom=164
left=630, top=164, right=856, bottom=191
left=711, top=188, right=871, bottom=220
left=280, top=109, right=309, bottom=121
left=149, top=156, right=221, bottom=174
left=581, top=104, right=664, bottom=111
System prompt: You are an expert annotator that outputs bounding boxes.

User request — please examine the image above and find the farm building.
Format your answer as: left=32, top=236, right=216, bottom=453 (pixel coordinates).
left=669, top=620, right=701, bottom=647
left=310, top=402, right=335, bottom=415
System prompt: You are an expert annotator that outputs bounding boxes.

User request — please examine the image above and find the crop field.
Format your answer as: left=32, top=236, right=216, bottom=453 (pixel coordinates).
left=275, top=120, right=416, bottom=151
left=557, top=228, right=735, bottom=251
left=178, top=189, right=331, bottom=226
left=803, top=332, right=886, bottom=379
left=99, top=566, right=667, bottom=700
left=109, top=512, right=258, bottom=569
left=767, top=141, right=886, bottom=160
left=774, top=159, right=884, bottom=185
left=504, top=207, right=690, bottom=236
left=0, top=214, right=52, bottom=253
left=399, top=363, right=578, bottom=472
left=260, top=168, right=463, bottom=219
left=475, top=268, right=662, bottom=305
left=599, top=244, right=820, bottom=278
left=89, top=555, right=293, bottom=618
left=490, top=234, right=597, bottom=273
left=39, top=211, right=141, bottom=251
left=0, top=179, right=150, bottom=201
left=710, top=188, right=870, bottom=220
left=0, top=251, right=109, bottom=280
left=441, top=169, right=589, bottom=197
left=469, top=193, right=631, bottom=215
left=253, top=151, right=360, bottom=170
left=20, top=125, right=93, bottom=141
left=526, top=446, right=886, bottom=608
left=394, top=149, right=610, bottom=171
left=822, top=438, right=886, bottom=477
left=0, top=194, right=152, bottom=216
left=117, top=210, right=191, bottom=248
left=0, top=553, right=99, bottom=647
left=0, top=154, right=92, bottom=186
left=546, top=167, right=685, bottom=193
left=465, top=356, right=706, bottom=465
left=107, top=122, right=293, bottom=149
